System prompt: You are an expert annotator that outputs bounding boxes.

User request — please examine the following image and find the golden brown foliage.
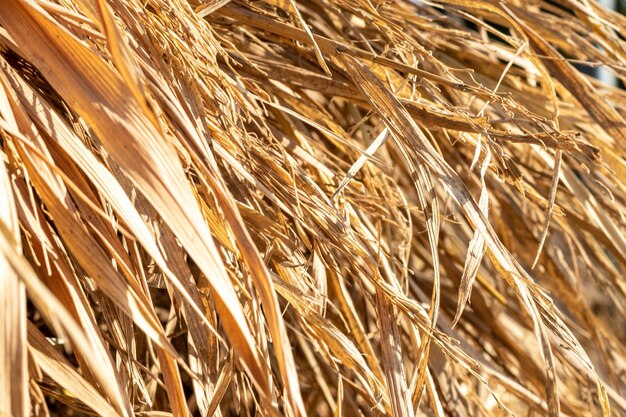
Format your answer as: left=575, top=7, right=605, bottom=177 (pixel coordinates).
left=1, top=0, right=626, bottom=416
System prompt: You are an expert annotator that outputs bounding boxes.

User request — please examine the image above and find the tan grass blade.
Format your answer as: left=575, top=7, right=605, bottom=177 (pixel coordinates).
left=0, top=130, right=27, bottom=417
left=27, top=323, right=120, bottom=417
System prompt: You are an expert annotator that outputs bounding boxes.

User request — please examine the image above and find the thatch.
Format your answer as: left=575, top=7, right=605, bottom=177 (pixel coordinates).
left=1, top=0, right=626, bottom=416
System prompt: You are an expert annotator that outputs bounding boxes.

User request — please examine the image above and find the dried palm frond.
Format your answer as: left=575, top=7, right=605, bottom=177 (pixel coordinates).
left=1, top=0, right=626, bottom=416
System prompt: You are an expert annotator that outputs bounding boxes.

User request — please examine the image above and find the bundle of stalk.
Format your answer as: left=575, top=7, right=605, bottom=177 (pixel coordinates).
left=1, top=0, right=626, bottom=416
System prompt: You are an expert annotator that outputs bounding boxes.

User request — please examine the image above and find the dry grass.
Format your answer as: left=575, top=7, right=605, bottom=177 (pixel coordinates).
left=1, top=0, right=626, bottom=416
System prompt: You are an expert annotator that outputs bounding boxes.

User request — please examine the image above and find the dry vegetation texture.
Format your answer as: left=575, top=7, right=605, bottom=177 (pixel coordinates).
left=2, top=0, right=626, bottom=416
